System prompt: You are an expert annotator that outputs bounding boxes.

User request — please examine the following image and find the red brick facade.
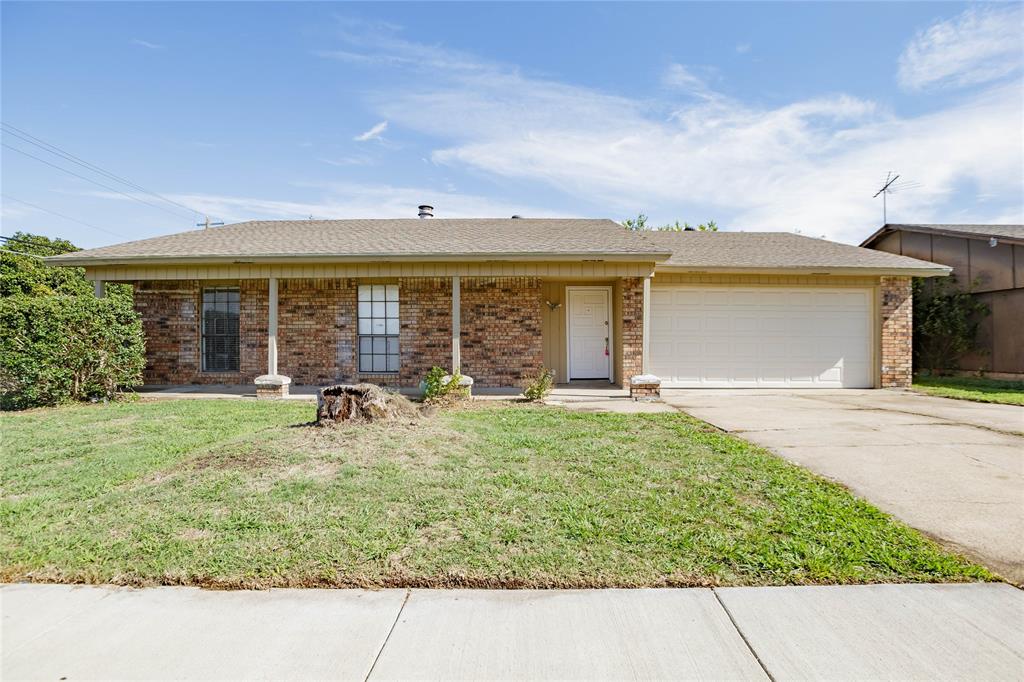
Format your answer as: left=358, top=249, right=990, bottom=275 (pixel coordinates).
left=131, top=276, right=545, bottom=388
left=617, top=277, right=645, bottom=387
left=133, top=280, right=266, bottom=384
left=460, top=277, right=544, bottom=387
left=880, top=276, right=913, bottom=388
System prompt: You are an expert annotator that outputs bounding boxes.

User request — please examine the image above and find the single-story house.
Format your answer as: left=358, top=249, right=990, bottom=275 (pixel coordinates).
left=861, top=223, right=1024, bottom=378
left=47, top=209, right=950, bottom=397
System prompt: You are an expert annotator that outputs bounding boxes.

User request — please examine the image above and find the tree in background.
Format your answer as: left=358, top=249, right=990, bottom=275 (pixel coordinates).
left=0, top=232, right=144, bottom=409
left=622, top=214, right=718, bottom=231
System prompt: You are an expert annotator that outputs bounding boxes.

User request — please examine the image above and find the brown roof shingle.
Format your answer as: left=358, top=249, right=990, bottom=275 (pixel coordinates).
left=46, top=218, right=669, bottom=264
left=641, top=230, right=950, bottom=272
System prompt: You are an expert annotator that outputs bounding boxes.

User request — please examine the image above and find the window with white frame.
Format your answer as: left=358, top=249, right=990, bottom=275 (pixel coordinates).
left=358, top=284, right=399, bottom=373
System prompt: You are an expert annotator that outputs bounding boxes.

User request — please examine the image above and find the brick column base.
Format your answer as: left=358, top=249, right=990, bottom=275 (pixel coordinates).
left=630, top=374, right=661, bottom=401
left=255, top=374, right=291, bottom=399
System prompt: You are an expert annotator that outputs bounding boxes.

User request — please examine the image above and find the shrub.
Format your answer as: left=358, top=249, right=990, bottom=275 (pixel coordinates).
left=913, top=277, right=990, bottom=374
left=522, top=366, right=554, bottom=401
left=422, top=366, right=469, bottom=405
left=0, top=293, right=145, bottom=410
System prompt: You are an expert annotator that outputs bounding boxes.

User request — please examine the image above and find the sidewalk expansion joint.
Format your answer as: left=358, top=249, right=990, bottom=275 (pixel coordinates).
left=364, top=588, right=410, bottom=682
left=712, top=587, right=776, bottom=682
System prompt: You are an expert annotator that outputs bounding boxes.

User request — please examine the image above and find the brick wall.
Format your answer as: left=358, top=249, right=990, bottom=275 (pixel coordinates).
left=133, top=276, right=544, bottom=388
left=880, top=276, right=913, bottom=388
left=132, top=279, right=266, bottom=384
left=278, top=278, right=356, bottom=385
left=460, top=277, right=544, bottom=387
left=617, top=277, right=644, bottom=387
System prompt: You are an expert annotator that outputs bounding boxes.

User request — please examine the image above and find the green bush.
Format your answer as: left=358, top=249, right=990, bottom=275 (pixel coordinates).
left=913, top=277, right=990, bottom=374
left=422, top=366, right=469, bottom=404
left=522, top=366, right=554, bottom=401
left=1, top=232, right=145, bottom=410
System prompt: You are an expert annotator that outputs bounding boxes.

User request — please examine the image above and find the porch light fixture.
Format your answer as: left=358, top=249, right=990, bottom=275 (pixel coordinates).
left=545, top=300, right=562, bottom=310
left=989, top=237, right=999, bottom=247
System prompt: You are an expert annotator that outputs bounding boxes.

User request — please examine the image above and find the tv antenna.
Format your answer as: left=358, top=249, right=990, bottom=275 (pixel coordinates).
left=872, top=171, right=920, bottom=223
left=196, top=215, right=225, bottom=230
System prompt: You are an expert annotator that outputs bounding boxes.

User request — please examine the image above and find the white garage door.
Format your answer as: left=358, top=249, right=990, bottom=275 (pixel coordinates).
left=650, top=286, right=873, bottom=388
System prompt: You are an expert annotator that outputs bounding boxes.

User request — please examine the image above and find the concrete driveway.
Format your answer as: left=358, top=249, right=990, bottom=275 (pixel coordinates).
left=663, top=389, right=1024, bottom=583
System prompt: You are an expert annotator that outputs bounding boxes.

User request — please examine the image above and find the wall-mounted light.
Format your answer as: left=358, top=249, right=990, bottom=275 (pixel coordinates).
left=989, top=237, right=999, bottom=247
left=545, top=300, right=562, bottom=311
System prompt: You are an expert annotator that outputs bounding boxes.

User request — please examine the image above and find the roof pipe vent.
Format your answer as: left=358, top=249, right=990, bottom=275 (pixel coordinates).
left=418, top=205, right=433, bottom=219
left=684, top=226, right=696, bottom=231
left=511, top=214, right=522, bottom=219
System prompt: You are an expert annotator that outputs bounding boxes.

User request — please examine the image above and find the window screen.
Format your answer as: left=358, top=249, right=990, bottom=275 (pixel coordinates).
left=358, top=284, right=399, bottom=373
left=202, top=287, right=240, bottom=372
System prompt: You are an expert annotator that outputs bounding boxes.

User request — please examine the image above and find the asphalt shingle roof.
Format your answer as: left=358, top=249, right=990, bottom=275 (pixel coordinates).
left=46, top=219, right=669, bottom=263
left=641, top=230, right=950, bottom=271
left=44, top=218, right=950, bottom=273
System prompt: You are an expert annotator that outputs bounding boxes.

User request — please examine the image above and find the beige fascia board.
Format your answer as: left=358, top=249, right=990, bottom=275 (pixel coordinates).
left=46, top=251, right=673, bottom=267
left=653, top=265, right=952, bottom=277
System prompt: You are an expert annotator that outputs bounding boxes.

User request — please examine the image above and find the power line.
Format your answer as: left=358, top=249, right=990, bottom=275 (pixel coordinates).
left=2, top=142, right=198, bottom=222
left=1, top=194, right=129, bottom=239
left=1, top=123, right=211, bottom=222
left=0, top=234, right=61, bottom=251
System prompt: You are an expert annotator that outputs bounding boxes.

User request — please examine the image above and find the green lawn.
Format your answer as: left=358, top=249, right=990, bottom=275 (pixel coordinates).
left=913, top=375, right=1024, bottom=406
left=1, top=399, right=991, bottom=588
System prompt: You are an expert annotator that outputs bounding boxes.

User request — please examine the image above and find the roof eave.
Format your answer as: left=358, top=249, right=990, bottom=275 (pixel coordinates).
left=45, top=251, right=673, bottom=267
left=654, top=265, right=952, bottom=277
left=862, top=224, right=1024, bottom=247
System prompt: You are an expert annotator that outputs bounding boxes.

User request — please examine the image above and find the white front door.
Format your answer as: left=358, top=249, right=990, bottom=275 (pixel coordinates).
left=568, top=288, right=611, bottom=380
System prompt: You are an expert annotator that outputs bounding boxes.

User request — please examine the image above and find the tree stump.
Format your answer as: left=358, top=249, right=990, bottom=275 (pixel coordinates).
left=316, top=383, right=417, bottom=424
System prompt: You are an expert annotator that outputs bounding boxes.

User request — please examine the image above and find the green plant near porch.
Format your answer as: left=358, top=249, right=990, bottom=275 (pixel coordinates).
left=423, top=366, right=469, bottom=404
left=912, top=277, right=990, bottom=374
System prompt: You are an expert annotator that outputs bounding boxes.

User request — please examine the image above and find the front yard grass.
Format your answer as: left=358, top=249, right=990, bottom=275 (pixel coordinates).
left=1, top=399, right=991, bottom=588
left=912, top=375, right=1024, bottom=406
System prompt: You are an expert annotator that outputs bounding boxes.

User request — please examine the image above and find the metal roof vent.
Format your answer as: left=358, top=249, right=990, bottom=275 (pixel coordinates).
left=511, top=214, right=522, bottom=219
left=418, top=205, right=434, bottom=219
left=684, top=226, right=696, bottom=231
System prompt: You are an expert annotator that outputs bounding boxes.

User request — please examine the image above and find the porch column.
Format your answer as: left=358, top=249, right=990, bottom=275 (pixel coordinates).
left=451, top=275, right=461, bottom=372
left=641, top=275, right=651, bottom=373
left=267, top=277, right=279, bottom=376
left=255, top=276, right=290, bottom=398
left=93, top=280, right=105, bottom=298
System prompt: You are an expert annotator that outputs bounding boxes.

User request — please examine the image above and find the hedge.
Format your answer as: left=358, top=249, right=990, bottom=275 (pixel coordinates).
left=0, top=293, right=145, bottom=410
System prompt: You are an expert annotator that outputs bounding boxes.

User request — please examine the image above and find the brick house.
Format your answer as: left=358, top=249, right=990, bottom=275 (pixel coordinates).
left=48, top=211, right=949, bottom=396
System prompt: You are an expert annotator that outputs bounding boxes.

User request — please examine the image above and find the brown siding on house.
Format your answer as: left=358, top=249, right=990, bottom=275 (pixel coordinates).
left=460, top=277, right=543, bottom=387
left=880, top=276, right=913, bottom=388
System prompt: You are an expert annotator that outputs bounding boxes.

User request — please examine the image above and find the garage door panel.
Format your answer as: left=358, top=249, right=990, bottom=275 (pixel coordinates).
left=651, top=286, right=873, bottom=388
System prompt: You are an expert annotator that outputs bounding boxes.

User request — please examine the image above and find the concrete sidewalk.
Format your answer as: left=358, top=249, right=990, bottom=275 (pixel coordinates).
left=3, top=583, right=1022, bottom=680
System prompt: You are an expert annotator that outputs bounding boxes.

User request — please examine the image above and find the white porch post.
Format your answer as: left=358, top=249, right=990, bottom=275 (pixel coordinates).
left=93, top=280, right=105, bottom=298
left=641, top=275, right=651, bottom=373
left=267, top=277, right=279, bottom=376
left=255, top=276, right=290, bottom=398
left=451, top=275, right=461, bottom=372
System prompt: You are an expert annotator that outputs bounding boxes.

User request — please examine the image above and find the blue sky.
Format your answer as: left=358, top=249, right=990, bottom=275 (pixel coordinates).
left=2, top=1, right=1022, bottom=248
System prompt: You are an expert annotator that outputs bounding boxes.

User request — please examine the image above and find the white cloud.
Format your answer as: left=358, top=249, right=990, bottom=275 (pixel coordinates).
left=898, top=5, right=1024, bottom=91
left=353, top=120, right=388, bottom=142
left=326, top=23, right=1022, bottom=244
left=735, top=43, right=752, bottom=54
left=85, top=182, right=565, bottom=223
left=131, top=38, right=164, bottom=50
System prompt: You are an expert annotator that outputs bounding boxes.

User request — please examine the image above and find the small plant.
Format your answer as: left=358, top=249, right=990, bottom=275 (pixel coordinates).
left=423, top=366, right=469, bottom=405
left=522, top=366, right=554, bottom=401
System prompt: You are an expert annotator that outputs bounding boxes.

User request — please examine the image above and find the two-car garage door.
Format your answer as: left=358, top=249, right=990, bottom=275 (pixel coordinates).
left=649, top=286, right=873, bottom=388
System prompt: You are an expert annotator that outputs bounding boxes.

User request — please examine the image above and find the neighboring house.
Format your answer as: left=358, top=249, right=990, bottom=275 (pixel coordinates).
left=47, top=210, right=949, bottom=396
left=861, top=224, right=1024, bottom=377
